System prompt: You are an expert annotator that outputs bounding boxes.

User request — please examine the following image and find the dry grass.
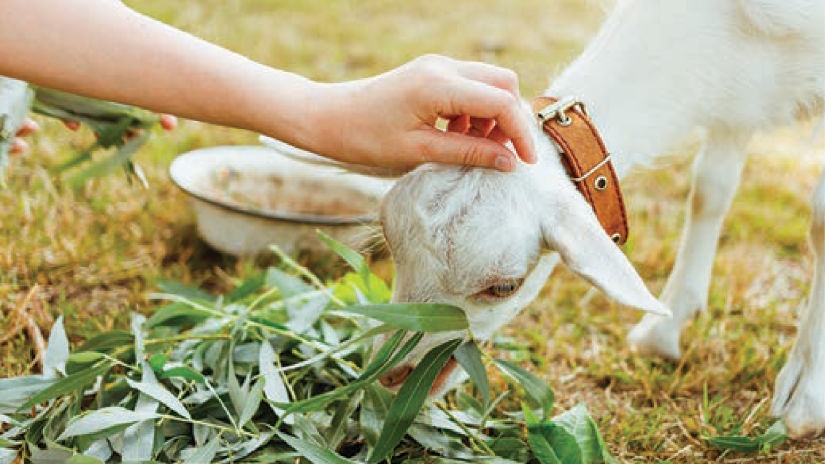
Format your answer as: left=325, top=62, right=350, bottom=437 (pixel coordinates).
left=1, top=0, right=823, bottom=462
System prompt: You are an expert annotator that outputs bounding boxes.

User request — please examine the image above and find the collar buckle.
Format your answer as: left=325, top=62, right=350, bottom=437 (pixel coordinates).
left=536, top=96, right=588, bottom=125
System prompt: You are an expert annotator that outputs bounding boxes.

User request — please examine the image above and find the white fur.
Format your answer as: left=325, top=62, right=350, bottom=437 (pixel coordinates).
left=273, top=0, right=825, bottom=437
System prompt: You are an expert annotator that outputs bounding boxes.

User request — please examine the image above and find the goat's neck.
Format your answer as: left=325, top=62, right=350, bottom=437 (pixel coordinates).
left=547, top=63, right=699, bottom=180
left=545, top=1, right=723, bottom=179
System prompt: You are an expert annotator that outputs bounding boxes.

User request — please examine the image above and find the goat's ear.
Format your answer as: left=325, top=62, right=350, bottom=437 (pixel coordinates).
left=259, top=136, right=405, bottom=179
left=542, top=201, right=671, bottom=317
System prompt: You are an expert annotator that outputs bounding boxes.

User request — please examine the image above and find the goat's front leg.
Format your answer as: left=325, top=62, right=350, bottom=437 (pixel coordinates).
left=771, top=170, right=825, bottom=439
left=628, top=131, right=749, bottom=359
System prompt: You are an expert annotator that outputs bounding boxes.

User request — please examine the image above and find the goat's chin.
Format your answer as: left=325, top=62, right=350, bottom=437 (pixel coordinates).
left=429, top=363, right=470, bottom=398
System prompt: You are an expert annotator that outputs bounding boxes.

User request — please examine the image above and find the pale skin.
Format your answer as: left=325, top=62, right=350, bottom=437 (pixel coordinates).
left=1, top=0, right=535, bottom=172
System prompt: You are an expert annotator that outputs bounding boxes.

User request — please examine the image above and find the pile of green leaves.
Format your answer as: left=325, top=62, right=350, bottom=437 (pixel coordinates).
left=31, top=87, right=162, bottom=188
left=0, top=234, right=616, bottom=464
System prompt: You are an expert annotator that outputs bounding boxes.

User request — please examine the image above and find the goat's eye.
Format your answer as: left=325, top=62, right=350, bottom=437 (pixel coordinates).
left=479, top=278, right=524, bottom=299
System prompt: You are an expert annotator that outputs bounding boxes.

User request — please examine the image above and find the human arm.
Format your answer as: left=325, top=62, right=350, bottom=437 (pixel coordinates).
left=0, top=0, right=534, bottom=171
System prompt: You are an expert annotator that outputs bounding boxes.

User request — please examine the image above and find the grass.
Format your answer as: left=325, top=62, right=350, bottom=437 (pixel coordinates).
left=1, top=0, right=824, bottom=462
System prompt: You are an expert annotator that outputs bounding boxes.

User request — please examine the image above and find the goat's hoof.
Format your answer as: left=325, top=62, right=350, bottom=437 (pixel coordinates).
left=771, top=355, right=825, bottom=439
left=627, top=314, right=682, bottom=360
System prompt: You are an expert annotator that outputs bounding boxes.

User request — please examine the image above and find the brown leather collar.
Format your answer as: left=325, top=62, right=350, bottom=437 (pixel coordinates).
left=532, top=96, right=629, bottom=245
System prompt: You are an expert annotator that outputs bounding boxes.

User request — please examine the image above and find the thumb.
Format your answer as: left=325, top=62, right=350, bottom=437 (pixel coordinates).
left=409, top=130, right=518, bottom=171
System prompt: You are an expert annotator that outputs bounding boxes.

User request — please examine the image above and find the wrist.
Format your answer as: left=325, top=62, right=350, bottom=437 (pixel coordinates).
left=288, top=80, right=363, bottom=161
left=246, top=68, right=328, bottom=152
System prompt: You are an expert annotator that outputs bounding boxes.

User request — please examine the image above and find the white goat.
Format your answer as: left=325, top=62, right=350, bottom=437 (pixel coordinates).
left=269, top=0, right=825, bottom=438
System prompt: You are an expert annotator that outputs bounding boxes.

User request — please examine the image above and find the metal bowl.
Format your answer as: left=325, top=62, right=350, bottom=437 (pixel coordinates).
left=170, top=145, right=391, bottom=256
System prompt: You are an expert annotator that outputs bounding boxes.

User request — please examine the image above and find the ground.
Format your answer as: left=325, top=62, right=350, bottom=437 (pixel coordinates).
left=1, top=0, right=824, bottom=462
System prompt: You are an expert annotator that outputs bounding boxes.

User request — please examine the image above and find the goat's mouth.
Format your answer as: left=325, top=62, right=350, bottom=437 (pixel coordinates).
left=378, top=356, right=459, bottom=394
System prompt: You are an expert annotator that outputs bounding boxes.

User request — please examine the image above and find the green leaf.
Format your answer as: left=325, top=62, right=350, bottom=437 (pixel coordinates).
left=259, top=341, right=290, bottom=420
left=706, top=420, right=788, bottom=454
left=122, top=363, right=159, bottom=462
left=542, top=422, right=583, bottom=464
left=130, top=313, right=147, bottom=364
left=158, top=366, right=205, bottom=384
left=42, top=316, right=69, bottom=378
left=69, top=132, right=149, bottom=188
left=494, top=360, right=554, bottom=419
left=333, top=272, right=391, bottom=305
left=342, top=303, right=469, bottom=332
left=0, top=376, right=55, bottom=413
left=226, top=272, right=266, bottom=302
left=146, top=304, right=214, bottom=328
left=293, top=414, right=327, bottom=447
left=454, top=341, right=490, bottom=407
left=65, top=456, right=103, bottom=464
left=760, top=420, right=788, bottom=450
left=75, top=331, right=134, bottom=354
left=57, top=407, right=159, bottom=440
left=326, top=390, right=363, bottom=449
left=706, top=436, right=761, bottom=453
left=587, top=416, right=615, bottom=464
left=285, top=293, right=328, bottom=334
left=551, top=403, right=610, bottom=464
left=154, top=279, right=216, bottom=302
left=21, top=361, right=113, bottom=410
left=227, top=358, right=249, bottom=418
left=65, top=352, right=106, bottom=375
left=125, top=379, right=191, bottom=419
left=33, top=87, right=159, bottom=126
left=28, top=445, right=73, bottom=464
left=317, top=230, right=369, bottom=281
left=360, top=385, right=393, bottom=447
left=147, top=353, right=167, bottom=372
left=368, top=338, right=463, bottom=463
left=277, top=432, right=360, bottom=464
left=489, top=436, right=528, bottom=459
left=182, top=434, right=221, bottom=464
left=276, top=323, right=393, bottom=374
left=280, top=331, right=422, bottom=414
left=523, top=404, right=562, bottom=464
left=239, top=378, right=264, bottom=427
left=265, top=268, right=313, bottom=298
left=358, top=330, right=412, bottom=379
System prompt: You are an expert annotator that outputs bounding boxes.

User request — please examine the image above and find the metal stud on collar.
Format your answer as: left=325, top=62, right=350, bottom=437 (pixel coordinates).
left=594, top=175, right=608, bottom=190
left=570, top=155, right=613, bottom=183
left=537, top=96, right=587, bottom=125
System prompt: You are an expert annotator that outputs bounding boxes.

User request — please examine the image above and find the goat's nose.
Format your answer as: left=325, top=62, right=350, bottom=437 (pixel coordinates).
left=379, top=364, right=413, bottom=388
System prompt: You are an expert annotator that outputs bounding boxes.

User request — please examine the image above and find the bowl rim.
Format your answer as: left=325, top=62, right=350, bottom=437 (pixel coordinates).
left=170, top=147, right=380, bottom=226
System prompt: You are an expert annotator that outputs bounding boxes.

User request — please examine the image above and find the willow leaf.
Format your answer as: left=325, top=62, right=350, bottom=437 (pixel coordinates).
left=368, top=338, right=463, bottom=463
left=342, top=304, right=468, bottom=332
left=454, top=341, right=490, bottom=407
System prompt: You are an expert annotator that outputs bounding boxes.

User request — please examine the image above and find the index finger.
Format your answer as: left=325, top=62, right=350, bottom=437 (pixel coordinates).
left=434, top=78, right=535, bottom=163
left=454, top=61, right=521, bottom=99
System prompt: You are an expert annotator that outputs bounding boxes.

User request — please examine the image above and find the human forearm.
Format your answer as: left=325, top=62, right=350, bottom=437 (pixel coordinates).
left=1, top=1, right=534, bottom=171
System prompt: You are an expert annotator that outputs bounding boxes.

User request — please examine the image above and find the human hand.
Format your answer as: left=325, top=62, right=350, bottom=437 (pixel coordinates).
left=9, top=118, right=39, bottom=154
left=62, top=114, right=179, bottom=137
left=9, top=114, right=178, bottom=155
left=310, top=55, right=536, bottom=172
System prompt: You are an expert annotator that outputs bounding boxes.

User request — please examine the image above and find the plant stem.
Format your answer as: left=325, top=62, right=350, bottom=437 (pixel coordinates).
left=269, top=245, right=345, bottom=306
left=435, top=401, right=495, bottom=456
left=144, top=334, right=230, bottom=345
left=160, top=413, right=256, bottom=439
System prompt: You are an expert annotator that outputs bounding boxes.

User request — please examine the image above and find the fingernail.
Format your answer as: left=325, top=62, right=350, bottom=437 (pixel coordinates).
left=495, top=156, right=513, bottom=171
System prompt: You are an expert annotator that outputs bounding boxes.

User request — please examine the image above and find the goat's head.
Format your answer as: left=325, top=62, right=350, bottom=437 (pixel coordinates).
left=375, top=121, right=670, bottom=395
